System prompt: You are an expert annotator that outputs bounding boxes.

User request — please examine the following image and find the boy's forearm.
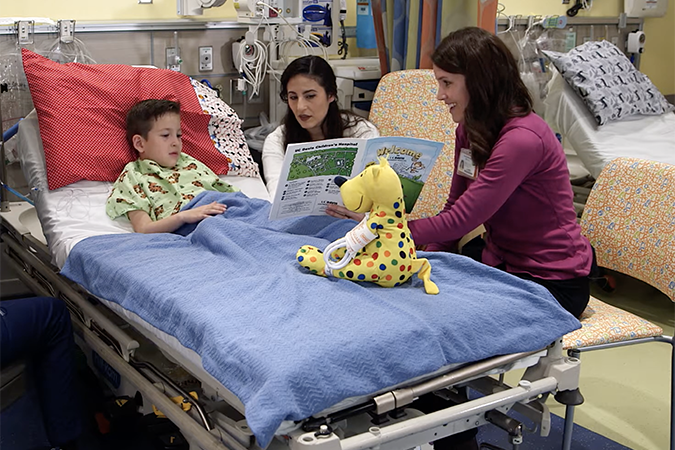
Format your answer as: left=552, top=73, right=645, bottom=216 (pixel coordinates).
left=130, top=211, right=186, bottom=234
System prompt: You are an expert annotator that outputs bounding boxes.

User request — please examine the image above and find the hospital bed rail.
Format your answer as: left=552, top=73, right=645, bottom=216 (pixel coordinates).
left=1, top=223, right=139, bottom=362
left=287, top=339, right=580, bottom=450
left=0, top=207, right=245, bottom=449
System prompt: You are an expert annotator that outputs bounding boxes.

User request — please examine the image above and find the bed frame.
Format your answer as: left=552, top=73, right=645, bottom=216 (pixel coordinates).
left=0, top=199, right=584, bottom=450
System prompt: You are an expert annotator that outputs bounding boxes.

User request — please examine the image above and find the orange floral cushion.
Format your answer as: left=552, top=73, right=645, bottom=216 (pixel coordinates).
left=563, top=297, right=663, bottom=350
left=580, top=157, right=675, bottom=301
left=369, top=70, right=457, bottom=220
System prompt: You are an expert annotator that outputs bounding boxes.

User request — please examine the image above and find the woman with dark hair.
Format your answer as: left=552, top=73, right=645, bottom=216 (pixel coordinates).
left=262, top=55, right=379, bottom=199
left=408, top=27, right=593, bottom=321
left=394, top=27, right=593, bottom=450
left=326, top=27, right=594, bottom=450
left=328, top=27, right=593, bottom=324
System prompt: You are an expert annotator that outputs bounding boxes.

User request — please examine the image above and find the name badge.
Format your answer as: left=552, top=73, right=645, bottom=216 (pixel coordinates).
left=457, top=148, right=478, bottom=180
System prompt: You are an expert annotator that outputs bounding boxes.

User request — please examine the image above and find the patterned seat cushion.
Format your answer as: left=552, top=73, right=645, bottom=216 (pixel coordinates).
left=368, top=70, right=457, bottom=219
left=563, top=297, right=664, bottom=350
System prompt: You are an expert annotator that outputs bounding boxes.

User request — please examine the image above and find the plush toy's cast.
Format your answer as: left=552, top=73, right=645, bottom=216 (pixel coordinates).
left=297, top=158, right=439, bottom=294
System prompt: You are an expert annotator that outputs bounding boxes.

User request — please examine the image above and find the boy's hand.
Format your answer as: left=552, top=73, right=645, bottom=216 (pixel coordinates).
left=179, top=201, right=227, bottom=224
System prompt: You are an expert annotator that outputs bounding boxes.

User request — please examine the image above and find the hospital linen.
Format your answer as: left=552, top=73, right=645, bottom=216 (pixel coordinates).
left=62, top=191, right=581, bottom=447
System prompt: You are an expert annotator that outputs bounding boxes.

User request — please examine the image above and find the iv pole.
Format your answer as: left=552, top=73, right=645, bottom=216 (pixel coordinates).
left=1, top=82, right=9, bottom=213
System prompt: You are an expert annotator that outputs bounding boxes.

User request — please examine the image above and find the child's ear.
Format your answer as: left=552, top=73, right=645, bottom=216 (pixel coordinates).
left=132, top=135, right=144, bottom=153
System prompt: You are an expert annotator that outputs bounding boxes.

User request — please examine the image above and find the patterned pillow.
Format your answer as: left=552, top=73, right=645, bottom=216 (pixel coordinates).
left=22, top=49, right=257, bottom=190
left=543, top=40, right=674, bottom=125
left=191, top=79, right=259, bottom=177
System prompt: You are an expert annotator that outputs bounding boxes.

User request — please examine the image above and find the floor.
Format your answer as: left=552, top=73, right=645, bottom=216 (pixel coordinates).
left=504, top=271, right=674, bottom=450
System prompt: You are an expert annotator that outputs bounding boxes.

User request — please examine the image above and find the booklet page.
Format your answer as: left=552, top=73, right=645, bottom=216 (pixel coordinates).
left=268, top=139, right=364, bottom=220
left=268, top=136, right=443, bottom=220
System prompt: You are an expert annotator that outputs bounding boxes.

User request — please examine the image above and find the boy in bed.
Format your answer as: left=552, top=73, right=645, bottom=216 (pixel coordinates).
left=106, top=99, right=238, bottom=233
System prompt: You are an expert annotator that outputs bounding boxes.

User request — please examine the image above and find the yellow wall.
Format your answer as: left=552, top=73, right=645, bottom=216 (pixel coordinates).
left=2, top=0, right=239, bottom=21
left=500, top=0, right=675, bottom=95
left=4, top=0, right=673, bottom=93
left=2, top=0, right=360, bottom=22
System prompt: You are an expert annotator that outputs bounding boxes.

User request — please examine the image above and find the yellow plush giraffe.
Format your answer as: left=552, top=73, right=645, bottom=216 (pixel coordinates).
left=296, top=157, right=439, bottom=294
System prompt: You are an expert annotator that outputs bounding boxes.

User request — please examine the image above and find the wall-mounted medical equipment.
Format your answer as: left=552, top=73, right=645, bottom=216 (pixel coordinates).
left=41, top=20, right=96, bottom=65
left=566, top=0, right=593, bottom=17
left=626, top=30, right=646, bottom=53
left=297, top=0, right=347, bottom=53
left=234, top=0, right=303, bottom=23
left=233, top=0, right=344, bottom=101
left=624, top=0, right=669, bottom=17
left=177, top=0, right=227, bottom=16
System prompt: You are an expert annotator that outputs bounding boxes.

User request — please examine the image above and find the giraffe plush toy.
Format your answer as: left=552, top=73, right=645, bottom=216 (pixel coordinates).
left=296, top=157, right=439, bottom=294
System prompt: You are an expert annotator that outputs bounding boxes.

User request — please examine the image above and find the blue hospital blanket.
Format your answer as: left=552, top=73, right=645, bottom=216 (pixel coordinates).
left=61, top=191, right=581, bottom=446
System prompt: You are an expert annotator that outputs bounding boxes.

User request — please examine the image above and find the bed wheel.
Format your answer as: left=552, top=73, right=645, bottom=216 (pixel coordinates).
left=554, top=388, right=584, bottom=406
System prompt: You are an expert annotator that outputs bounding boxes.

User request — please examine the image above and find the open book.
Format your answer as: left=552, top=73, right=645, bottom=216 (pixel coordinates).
left=268, top=136, right=443, bottom=220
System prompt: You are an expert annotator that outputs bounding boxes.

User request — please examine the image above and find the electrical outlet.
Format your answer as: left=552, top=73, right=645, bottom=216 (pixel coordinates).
left=199, top=46, right=213, bottom=72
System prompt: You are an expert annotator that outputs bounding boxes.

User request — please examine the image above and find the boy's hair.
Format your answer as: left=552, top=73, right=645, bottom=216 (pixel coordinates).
left=126, top=99, right=181, bottom=148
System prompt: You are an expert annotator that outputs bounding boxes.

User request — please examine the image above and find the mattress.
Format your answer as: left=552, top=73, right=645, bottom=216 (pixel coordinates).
left=544, top=69, right=675, bottom=179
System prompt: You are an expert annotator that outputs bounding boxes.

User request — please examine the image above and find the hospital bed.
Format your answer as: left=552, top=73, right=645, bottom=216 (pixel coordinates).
left=2, top=76, right=584, bottom=450
left=543, top=67, right=675, bottom=214
left=2, top=110, right=579, bottom=449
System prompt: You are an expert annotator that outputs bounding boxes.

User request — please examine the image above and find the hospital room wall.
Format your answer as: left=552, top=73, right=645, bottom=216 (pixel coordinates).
left=1, top=0, right=367, bottom=56
left=5, top=0, right=674, bottom=96
left=501, top=0, right=675, bottom=96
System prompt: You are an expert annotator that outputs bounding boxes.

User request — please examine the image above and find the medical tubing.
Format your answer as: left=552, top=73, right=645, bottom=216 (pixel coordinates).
left=75, top=324, right=234, bottom=450
left=323, top=237, right=353, bottom=274
left=324, top=214, right=377, bottom=274
left=2, top=120, right=20, bottom=142
left=0, top=182, right=34, bottom=205
left=131, top=358, right=213, bottom=431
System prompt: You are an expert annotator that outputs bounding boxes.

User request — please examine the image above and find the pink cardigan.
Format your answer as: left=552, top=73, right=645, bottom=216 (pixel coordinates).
left=409, top=113, right=592, bottom=280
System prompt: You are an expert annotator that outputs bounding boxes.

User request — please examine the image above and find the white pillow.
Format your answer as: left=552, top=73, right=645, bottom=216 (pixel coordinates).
left=543, top=41, right=673, bottom=125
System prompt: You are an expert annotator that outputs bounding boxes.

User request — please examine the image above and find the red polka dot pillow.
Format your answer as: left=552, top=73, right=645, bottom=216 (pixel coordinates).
left=21, top=49, right=257, bottom=190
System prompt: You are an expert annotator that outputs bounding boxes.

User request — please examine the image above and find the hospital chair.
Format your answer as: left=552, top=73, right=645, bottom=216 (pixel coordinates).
left=368, top=69, right=457, bottom=221
left=368, top=69, right=486, bottom=250
left=561, top=157, right=675, bottom=450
